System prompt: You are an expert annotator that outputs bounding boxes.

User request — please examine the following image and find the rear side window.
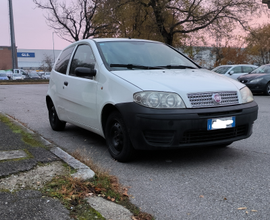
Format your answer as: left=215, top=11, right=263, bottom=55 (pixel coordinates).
left=231, top=66, right=241, bottom=74
left=55, top=46, right=75, bottom=74
left=242, top=66, right=253, bottom=73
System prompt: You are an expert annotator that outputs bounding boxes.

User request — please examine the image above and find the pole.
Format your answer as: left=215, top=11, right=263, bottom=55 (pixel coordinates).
left=52, top=32, right=55, bottom=63
left=8, top=0, right=17, bottom=69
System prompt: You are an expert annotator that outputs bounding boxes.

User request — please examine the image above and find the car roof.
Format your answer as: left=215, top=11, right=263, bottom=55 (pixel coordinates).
left=65, top=38, right=161, bottom=48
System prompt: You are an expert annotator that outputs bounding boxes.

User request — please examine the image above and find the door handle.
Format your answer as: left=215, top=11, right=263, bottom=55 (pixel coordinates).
left=64, top=81, right=68, bottom=86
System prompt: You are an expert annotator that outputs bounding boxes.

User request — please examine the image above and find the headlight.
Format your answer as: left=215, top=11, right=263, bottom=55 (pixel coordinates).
left=250, top=78, right=263, bottom=84
left=133, top=91, right=186, bottom=108
left=240, top=87, right=254, bottom=103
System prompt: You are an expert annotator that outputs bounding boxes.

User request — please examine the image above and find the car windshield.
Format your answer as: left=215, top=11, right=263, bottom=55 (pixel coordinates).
left=0, top=73, right=7, bottom=77
left=212, top=66, right=232, bottom=74
left=251, top=65, right=270, bottom=74
left=97, top=41, right=198, bottom=70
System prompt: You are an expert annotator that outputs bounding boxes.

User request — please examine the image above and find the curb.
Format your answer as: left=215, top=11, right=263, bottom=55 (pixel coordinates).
left=50, top=146, right=95, bottom=180
left=1, top=112, right=134, bottom=220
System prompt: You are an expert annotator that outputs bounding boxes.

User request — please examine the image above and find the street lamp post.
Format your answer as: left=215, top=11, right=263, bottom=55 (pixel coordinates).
left=8, top=0, right=17, bottom=70
left=52, top=32, right=55, bottom=63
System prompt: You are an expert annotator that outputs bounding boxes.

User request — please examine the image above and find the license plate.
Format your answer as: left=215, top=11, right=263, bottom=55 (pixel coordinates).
left=207, top=116, right=235, bottom=130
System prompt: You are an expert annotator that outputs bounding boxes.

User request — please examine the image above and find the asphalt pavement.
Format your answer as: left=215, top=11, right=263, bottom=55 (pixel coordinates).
left=2, top=84, right=270, bottom=219
left=0, top=114, right=73, bottom=220
left=0, top=113, right=133, bottom=220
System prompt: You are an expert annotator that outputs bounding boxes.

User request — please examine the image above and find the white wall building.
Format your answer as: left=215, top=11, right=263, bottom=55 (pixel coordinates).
left=17, top=49, right=61, bottom=69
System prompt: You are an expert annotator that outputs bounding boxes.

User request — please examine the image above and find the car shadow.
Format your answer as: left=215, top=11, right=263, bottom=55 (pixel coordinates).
left=62, top=124, right=245, bottom=167
left=132, top=144, right=245, bottom=167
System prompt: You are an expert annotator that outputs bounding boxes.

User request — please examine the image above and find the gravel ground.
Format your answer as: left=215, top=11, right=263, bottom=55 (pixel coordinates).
left=0, top=161, right=69, bottom=191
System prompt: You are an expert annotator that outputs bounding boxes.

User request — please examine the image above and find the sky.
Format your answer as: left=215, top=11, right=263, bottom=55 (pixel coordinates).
left=0, top=0, right=269, bottom=51
left=0, top=0, right=70, bottom=50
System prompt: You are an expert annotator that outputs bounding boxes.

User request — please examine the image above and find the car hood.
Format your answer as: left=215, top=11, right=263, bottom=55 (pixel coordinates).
left=111, top=68, right=244, bottom=94
left=238, top=73, right=267, bottom=81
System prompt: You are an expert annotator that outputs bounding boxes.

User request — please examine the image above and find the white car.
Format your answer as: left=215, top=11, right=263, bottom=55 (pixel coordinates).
left=42, top=72, right=50, bottom=79
left=46, top=38, right=258, bottom=162
left=212, top=64, right=258, bottom=80
left=11, top=73, right=24, bottom=80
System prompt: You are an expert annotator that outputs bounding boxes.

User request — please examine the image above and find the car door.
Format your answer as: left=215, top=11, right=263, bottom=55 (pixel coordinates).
left=228, top=66, right=243, bottom=79
left=60, top=44, right=99, bottom=131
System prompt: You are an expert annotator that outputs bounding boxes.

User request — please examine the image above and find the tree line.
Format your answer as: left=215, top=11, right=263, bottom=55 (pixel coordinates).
left=33, top=0, right=270, bottom=67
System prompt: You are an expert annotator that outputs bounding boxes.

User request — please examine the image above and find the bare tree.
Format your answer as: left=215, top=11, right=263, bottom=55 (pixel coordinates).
left=33, top=0, right=109, bottom=42
left=135, top=0, right=266, bottom=46
left=39, top=54, right=54, bottom=72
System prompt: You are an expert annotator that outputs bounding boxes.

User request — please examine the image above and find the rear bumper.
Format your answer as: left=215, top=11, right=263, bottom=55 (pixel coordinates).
left=116, top=101, right=258, bottom=150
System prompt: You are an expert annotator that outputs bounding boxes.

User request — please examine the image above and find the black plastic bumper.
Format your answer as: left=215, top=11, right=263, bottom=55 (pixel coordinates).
left=116, top=101, right=258, bottom=150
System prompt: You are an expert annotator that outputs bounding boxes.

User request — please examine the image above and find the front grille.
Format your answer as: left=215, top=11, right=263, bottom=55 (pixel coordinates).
left=188, top=91, right=239, bottom=108
left=143, top=130, right=175, bottom=145
left=180, top=125, right=248, bottom=144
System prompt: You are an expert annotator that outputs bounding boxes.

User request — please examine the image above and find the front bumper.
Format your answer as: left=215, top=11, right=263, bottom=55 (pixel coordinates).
left=116, top=101, right=258, bottom=150
left=244, top=82, right=265, bottom=93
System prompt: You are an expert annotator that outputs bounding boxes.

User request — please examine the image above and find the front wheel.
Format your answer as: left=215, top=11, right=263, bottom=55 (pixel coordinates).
left=105, top=111, right=135, bottom=162
left=48, top=103, right=66, bottom=131
left=264, top=82, right=270, bottom=96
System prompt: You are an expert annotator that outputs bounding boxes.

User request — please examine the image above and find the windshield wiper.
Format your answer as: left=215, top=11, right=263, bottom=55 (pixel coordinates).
left=110, top=64, right=164, bottom=70
left=158, top=65, right=197, bottom=69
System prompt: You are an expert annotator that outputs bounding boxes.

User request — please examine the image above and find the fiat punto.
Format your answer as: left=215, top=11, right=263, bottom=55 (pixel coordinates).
left=46, top=38, right=258, bottom=162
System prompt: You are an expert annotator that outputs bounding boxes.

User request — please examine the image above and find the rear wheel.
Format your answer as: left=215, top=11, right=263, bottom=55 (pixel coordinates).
left=105, top=111, right=134, bottom=162
left=48, top=103, right=66, bottom=131
left=264, top=82, right=270, bottom=96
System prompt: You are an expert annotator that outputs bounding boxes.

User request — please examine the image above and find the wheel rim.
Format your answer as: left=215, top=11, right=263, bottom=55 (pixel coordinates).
left=50, top=106, right=56, bottom=126
left=109, top=121, right=124, bottom=154
left=267, top=84, right=270, bottom=95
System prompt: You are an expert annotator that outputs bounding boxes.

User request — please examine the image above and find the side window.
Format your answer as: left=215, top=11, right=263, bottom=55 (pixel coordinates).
left=69, top=44, right=95, bottom=77
left=242, top=66, right=253, bottom=73
left=55, top=46, right=75, bottom=74
left=231, top=66, right=242, bottom=74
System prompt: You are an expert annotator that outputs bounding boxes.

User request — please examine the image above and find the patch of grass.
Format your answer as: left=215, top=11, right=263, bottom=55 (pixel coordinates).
left=0, top=80, right=49, bottom=85
left=70, top=149, right=155, bottom=220
left=62, top=162, right=77, bottom=174
left=0, top=114, right=46, bottom=148
left=42, top=175, right=105, bottom=220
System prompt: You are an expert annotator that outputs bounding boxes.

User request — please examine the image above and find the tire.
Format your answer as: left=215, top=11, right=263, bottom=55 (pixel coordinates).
left=264, top=82, right=270, bottom=96
left=105, top=111, right=135, bottom=162
left=48, top=103, right=66, bottom=131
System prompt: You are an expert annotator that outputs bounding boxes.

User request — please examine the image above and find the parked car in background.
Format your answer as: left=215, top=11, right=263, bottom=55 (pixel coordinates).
left=212, top=64, right=258, bottom=80
left=37, top=72, right=45, bottom=77
left=11, top=73, right=24, bottom=80
left=238, top=64, right=270, bottom=96
left=46, top=38, right=258, bottom=162
left=0, top=73, right=9, bottom=80
left=42, top=72, right=50, bottom=79
left=28, top=72, right=41, bottom=79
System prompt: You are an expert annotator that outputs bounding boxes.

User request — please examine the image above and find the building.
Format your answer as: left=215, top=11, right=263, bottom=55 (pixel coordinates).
left=0, top=46, right=16, bottom=70
left=0, top=46, right=61, bottom=71
left=17, top=48, right=61, bottom=70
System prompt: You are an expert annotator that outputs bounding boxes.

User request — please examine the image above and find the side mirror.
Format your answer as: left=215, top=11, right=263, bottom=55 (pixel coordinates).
left=228, top=70, right=234, bottom=75
left=75, top=67, right=96, bottom=77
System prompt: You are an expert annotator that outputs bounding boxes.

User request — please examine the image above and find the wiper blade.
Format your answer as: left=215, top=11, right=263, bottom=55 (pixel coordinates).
left=158, top=65, right=196, bottom=69
left=110, top=64, right=164, bottom=70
